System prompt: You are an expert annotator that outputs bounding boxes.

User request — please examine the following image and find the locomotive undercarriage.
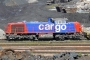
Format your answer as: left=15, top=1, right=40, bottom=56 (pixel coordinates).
left=6, top=32, right=86, bottom=41
left=54, top=33, right=84, bottom=41
left=6, top=34, right=38, bottom=41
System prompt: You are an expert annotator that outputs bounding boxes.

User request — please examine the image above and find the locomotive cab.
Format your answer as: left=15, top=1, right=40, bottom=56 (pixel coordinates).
left=52, top=18, right=67, bottom=24
left=48, top=17, right=68, bottom=24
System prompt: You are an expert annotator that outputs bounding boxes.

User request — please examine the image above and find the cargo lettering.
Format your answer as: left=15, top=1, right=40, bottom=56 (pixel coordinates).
left=38, top=24, right=66, bottom=32
left=55, top=24, right=66, bottom=32
left=39, top=24, right=54, bottom=30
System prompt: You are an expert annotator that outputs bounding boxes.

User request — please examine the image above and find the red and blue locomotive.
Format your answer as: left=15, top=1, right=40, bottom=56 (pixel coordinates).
left=5, top=18, right=83, bottom=40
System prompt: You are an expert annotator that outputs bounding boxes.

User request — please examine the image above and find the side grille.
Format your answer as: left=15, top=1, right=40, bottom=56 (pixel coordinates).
left=11, top=25, right=24, bottom=33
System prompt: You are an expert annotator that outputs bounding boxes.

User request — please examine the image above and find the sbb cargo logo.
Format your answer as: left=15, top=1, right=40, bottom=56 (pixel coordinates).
left=38, top=24, right=66, bottom=32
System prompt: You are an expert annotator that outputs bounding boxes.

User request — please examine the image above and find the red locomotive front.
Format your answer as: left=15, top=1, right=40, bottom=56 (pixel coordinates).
left=5, top=22, right=28, bottom=34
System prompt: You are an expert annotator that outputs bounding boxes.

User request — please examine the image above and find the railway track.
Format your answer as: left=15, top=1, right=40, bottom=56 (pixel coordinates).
left=0, top=40, right=90, bottom=56
left=1, top=46, right=90, bottom=56
left=0, top=40, right=90, bottom=46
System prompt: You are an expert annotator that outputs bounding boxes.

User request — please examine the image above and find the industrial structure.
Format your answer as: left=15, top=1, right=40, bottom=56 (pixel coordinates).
left=48, top=0, right=90, bottom=13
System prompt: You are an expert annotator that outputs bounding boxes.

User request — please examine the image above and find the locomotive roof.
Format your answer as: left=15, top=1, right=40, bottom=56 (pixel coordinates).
left=52, top=18, right=68, bottom=21
left=26, top=22, right=49, bottom=23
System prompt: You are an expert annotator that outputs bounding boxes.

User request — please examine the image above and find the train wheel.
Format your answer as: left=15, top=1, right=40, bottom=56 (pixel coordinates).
left=28, top=35, right=34, bottom=41
left=28, top=35, right=38, bottom=41
left=55, top=35, right=65, bottom=41
left=6, top=36, right=11, bottom=41
left=59, top=36, right=64, bottom=41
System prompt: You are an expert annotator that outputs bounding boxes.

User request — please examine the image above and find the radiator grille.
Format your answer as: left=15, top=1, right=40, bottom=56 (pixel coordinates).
left=11, top=24, right=24, bottom=33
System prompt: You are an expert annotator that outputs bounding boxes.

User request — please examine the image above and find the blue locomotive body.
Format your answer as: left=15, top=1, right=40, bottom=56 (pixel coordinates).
left=25, top=18, right=76, bottom=33
left=25, top=22, right=54, bottom=33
